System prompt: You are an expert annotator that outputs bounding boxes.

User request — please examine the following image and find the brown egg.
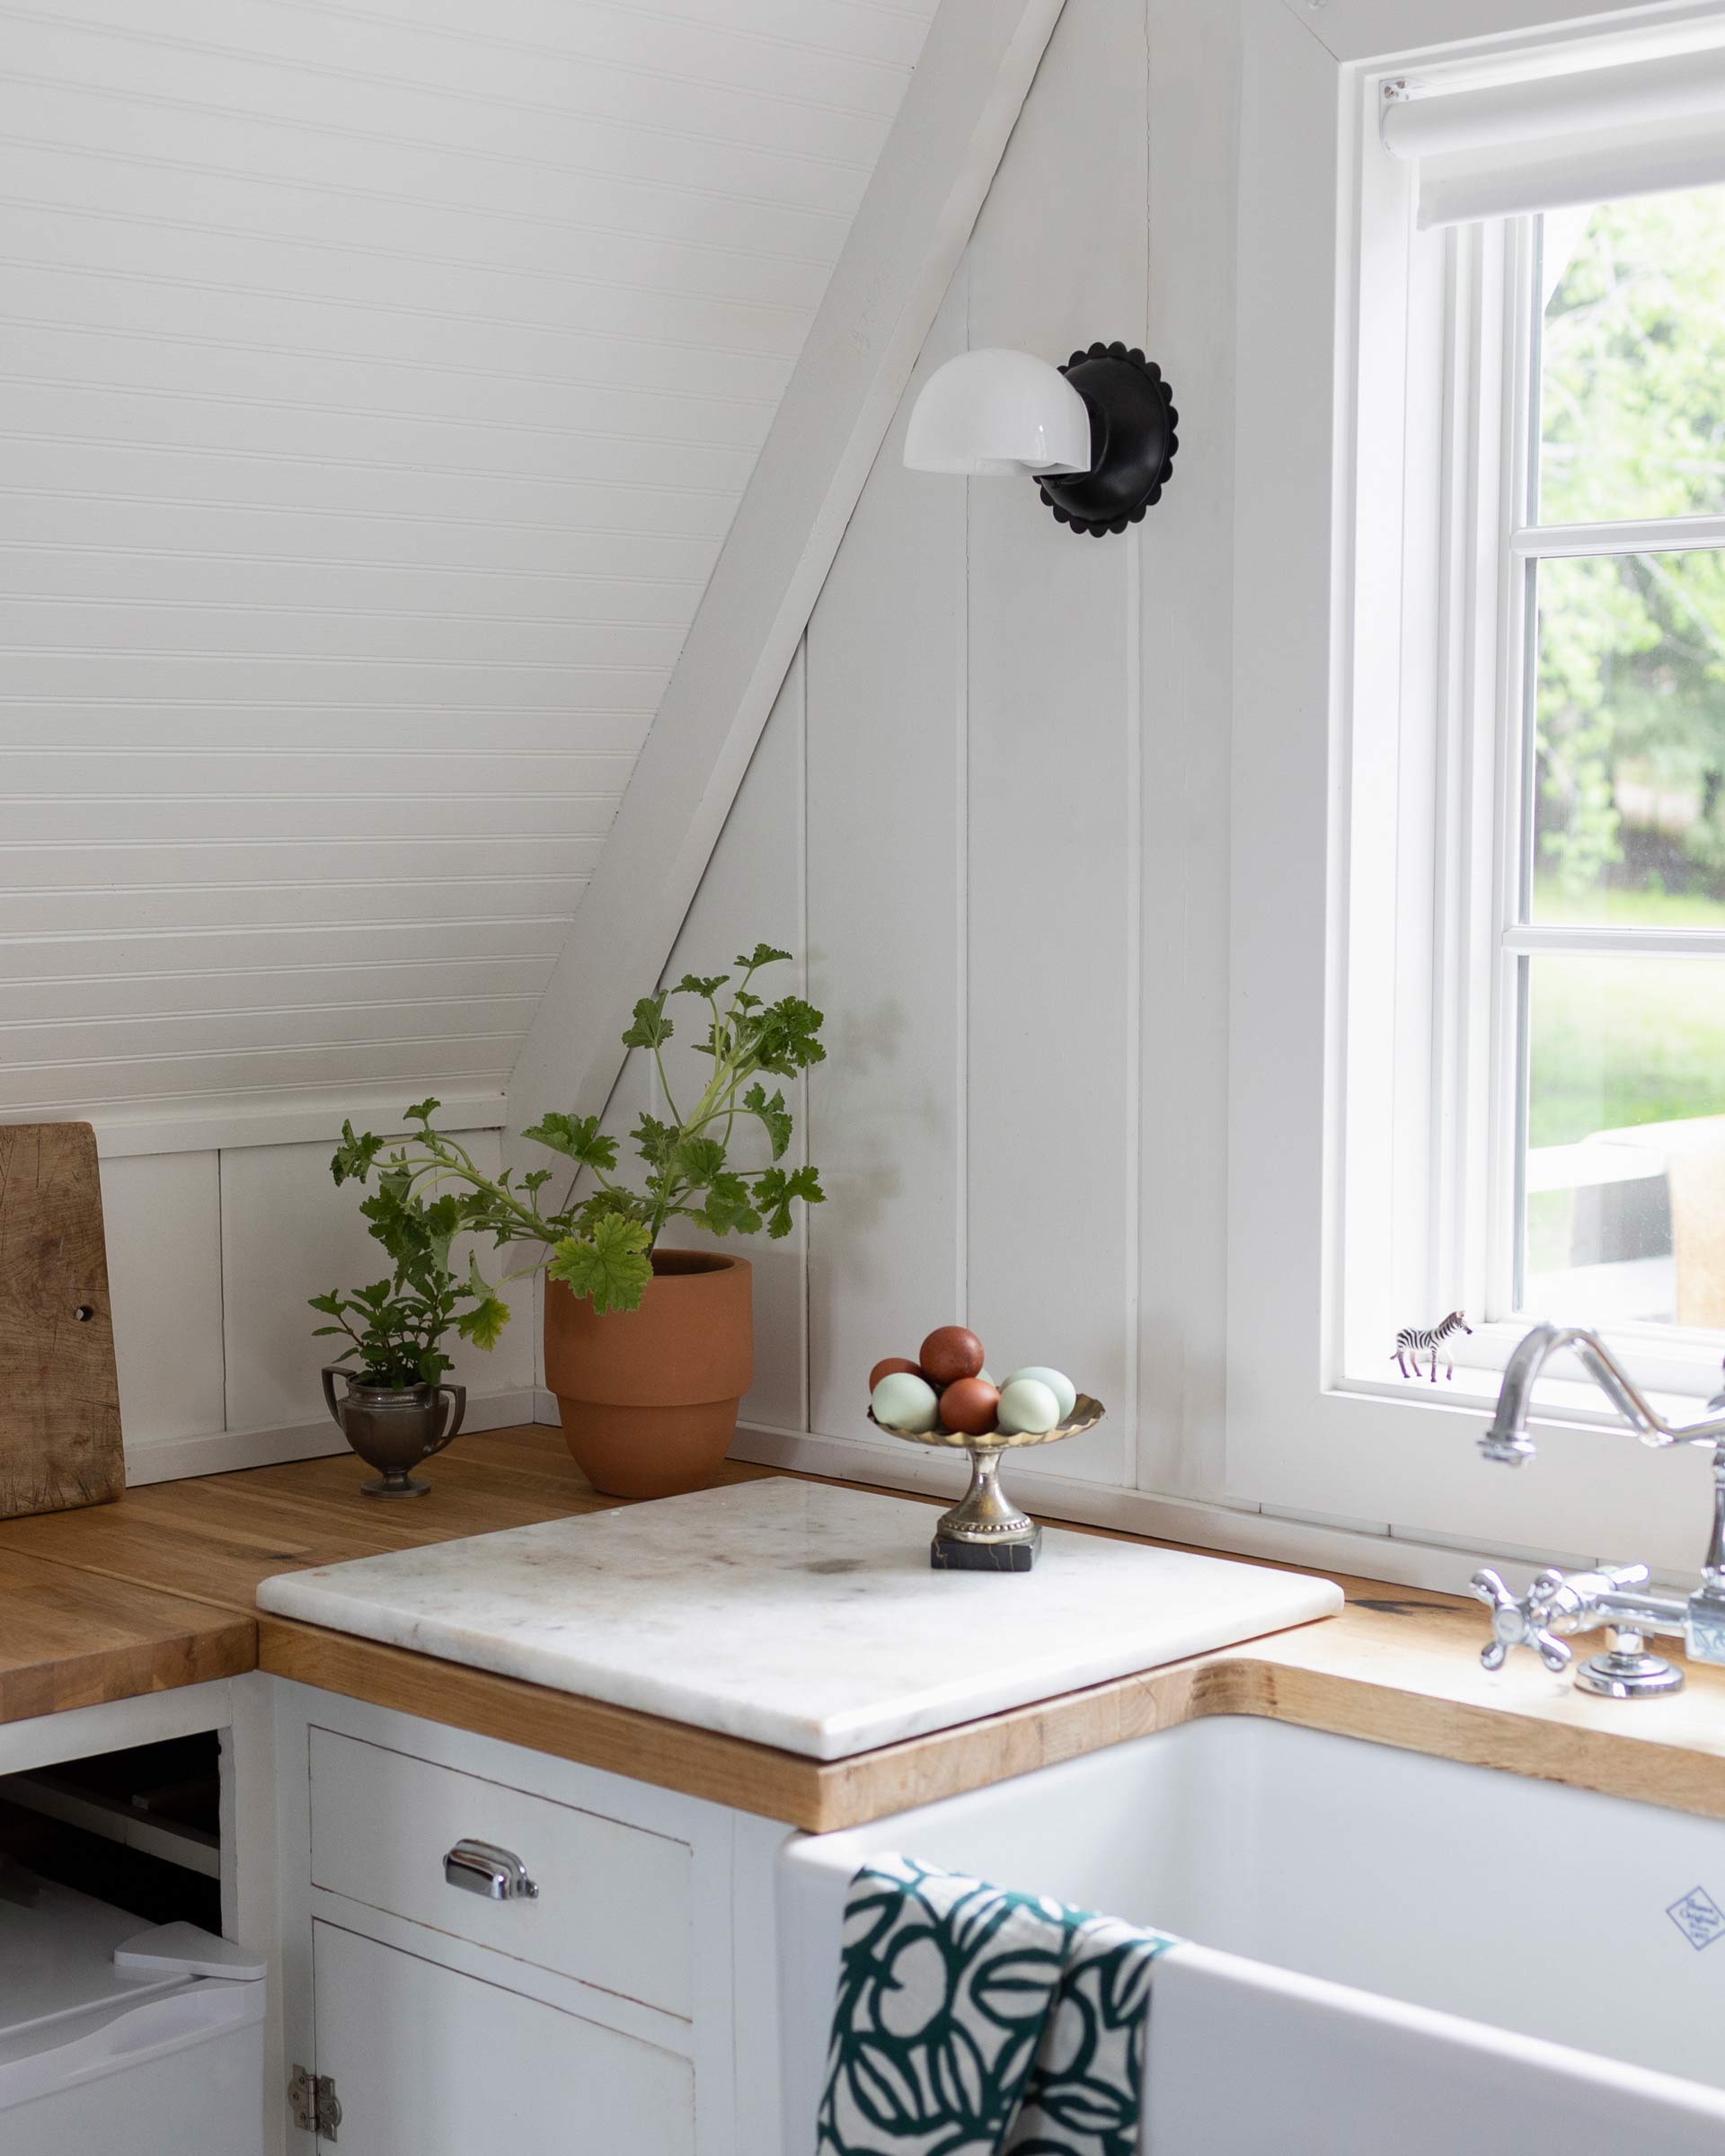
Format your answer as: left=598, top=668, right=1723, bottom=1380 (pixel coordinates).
left=940, top=1378, right=1000, bottom=1436
left=869, top=1356, right=922, bottom=1392
left=920, top=1325, right=985, bottom=1386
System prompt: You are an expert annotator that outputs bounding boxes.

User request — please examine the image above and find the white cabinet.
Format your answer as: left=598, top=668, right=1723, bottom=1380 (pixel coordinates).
left=308, top=1728, right=694, bottom=2016
left=310, top=1922, right=694, bottom=2155
left=271, top=1684, right=777, bottom=2156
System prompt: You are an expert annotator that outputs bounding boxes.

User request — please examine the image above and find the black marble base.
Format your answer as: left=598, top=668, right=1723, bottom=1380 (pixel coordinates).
left=930, top=1525, right=1041, bottom=1572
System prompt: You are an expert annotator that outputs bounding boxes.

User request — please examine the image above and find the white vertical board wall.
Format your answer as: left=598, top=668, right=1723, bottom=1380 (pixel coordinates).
left=101, top=1125, right=535, bottom=1480
left=220, top=1129, right=534, bottom=1436
left=656, top=649, right=810, bottom=1436
left=1135, top=0, right=1241, bottom=1501
left=100, top=1150, right=226, bottom=1447
left=82, top=0, right=1253, bottom=1509
left=685, top=0, right=1240, bottom=1500
left=805, top=289, right=968, bottom=1447
left=961, top=0, right=1145, bottom=1489
left=529, top=653, right=810, bottom=1435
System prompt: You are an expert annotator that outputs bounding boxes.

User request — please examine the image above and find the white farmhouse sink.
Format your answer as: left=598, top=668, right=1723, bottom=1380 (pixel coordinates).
left=778, top=1715, right=1725, bottom=2145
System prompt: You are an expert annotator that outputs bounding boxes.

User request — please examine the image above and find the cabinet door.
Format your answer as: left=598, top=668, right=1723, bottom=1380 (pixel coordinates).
left=312, top=1922, right=694, bottom=2155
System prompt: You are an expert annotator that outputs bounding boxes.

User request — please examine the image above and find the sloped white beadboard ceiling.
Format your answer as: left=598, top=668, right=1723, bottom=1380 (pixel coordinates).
left=0, top=0, right=937, bottom=1118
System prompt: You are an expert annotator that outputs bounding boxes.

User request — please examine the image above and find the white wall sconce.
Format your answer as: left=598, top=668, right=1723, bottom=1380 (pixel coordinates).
left=904, top=340, right=1178, bottom=536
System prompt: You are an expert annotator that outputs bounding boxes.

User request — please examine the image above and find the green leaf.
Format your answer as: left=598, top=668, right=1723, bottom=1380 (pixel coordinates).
left=735, top=943, right=792, bottom=972
left=331, top=1121, right=385, bottom=1187
left=670, top=1135, right=726, bottom=1187
left=523, top=1111, right=618, bottom=1174
left=694, top=1171, right=761, bottom=1237
left=631, top=1113, right=680, bottom=1170
left=403, top=1097, right=441, bottom=1125
left=456, top=1297, right=510, bottom=1351
left=673, top=971, right=728, bottom=1000
left=455, top=1253, right=511, bottom=1349
left=546, top=1215, right=654, bottom=1315
left=742, top=1082, right=792, bottom=1160
left=620, top=994, right=672, bottom=1050
left=521, top=1168, right=553, bottom=1195
left=307, top=1290, right=345, bottom=1317
left=752, top=994, right=826, bottom=1075
left=755, top=1163, right=825, bottom=1239
left=573, top=1187, right=650, bottom=1233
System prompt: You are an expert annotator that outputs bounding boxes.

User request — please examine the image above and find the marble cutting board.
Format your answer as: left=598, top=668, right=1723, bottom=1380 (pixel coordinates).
left=256, top=1478, right=1343, bottom=1761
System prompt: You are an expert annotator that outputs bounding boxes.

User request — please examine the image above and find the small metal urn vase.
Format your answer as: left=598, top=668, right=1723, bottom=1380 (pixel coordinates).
left=321, top=1369, right=466, bottom=1498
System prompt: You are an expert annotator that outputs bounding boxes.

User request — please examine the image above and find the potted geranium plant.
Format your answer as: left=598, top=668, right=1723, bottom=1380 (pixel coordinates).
left=312, top=1195, right=508, bottom=1498
left=330, top=943, right=825, bottom=1498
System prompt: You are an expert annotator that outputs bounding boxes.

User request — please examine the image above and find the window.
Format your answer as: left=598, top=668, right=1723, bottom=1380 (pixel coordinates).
left=1341, top=80, right=1725, bottom=1412
left=1225, top=2, right=1725, bottom=1565
left=1514, top=190, right=1725, bottom=1336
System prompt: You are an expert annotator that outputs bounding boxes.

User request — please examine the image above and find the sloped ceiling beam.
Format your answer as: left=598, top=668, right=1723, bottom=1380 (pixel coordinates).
left=507, top=0, right=1067, bottom=1141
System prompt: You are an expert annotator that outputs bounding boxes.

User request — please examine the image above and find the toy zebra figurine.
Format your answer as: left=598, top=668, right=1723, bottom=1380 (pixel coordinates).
left=1392, top=1310, right=1473, bottom=1383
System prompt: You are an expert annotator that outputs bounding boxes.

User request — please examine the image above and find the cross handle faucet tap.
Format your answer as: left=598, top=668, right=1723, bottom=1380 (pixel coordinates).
left=1470, top=1563, right=1652, bottom=1674
left=1474, top=1324, right=1725, bottom=1700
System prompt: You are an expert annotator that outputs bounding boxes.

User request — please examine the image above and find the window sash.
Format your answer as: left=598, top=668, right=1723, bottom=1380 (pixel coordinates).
left=1426, top=203, right=1725, bottom=1384
left=1331, top=190, right=1725, bottom=1406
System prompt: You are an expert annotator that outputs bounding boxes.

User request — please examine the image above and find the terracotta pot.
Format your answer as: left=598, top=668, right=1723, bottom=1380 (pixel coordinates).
left=544, top=1249, right=752, bottom=1498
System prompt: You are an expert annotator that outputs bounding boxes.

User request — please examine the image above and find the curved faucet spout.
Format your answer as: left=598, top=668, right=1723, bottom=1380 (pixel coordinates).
left=1474, top=1325, right=1725, bottom=1697
left=1483, top=1321, right=1725, bottom=1465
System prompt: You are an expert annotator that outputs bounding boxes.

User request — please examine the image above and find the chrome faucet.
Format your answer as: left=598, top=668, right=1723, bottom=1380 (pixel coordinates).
left=1471, top=1321, right=1725, bottom=1699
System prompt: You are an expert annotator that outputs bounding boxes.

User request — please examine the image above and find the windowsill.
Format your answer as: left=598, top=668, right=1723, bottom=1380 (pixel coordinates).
left=1337, top=1356, right=1721, bottom=1438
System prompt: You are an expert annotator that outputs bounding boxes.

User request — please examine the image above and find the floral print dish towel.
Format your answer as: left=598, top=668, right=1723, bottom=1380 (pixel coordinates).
left=816, top=1853, right=1175, bottom=2156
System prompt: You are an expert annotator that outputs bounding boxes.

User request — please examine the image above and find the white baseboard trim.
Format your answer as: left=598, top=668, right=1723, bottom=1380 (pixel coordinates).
left=47, top=1086, right=510, bottom=1159
left=123, top=1388, right=540, bottom=1485
left=533, top=1387, right=561, bottom=1426
left=727, top=1423, right=1552, bottom=1599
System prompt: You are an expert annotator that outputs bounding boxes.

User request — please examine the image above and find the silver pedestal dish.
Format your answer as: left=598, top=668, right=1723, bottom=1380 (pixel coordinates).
left=868, top=1396, right=1105, bottom=1569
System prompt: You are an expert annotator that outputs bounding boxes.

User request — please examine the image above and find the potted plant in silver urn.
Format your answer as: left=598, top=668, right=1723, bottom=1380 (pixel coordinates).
left=311, top=1195, right=508, bottom=1498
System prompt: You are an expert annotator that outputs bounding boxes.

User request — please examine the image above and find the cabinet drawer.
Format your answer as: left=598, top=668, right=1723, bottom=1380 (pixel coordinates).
left=309, top=1727, right=693, bottom=2017
left=313, top=1922, right=694, bottom=2155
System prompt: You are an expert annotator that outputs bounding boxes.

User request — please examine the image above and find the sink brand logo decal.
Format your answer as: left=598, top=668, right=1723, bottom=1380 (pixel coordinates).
left=1667, top=1887, right=1725, bottom=1950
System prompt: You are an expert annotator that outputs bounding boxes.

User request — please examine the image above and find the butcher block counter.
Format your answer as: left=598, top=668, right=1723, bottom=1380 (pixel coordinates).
left=3, top=1426, right=1725, bottom=1830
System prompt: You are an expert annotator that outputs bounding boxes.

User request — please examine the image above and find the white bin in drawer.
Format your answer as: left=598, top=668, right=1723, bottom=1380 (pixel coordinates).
left=0, top=1873, right=264, bottom=2156
left=308, top=1727, right=693, bottom=2017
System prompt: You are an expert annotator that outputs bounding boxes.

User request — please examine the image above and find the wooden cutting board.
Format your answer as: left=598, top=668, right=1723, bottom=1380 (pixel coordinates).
left=0, top=1122, right=124, bottom=1519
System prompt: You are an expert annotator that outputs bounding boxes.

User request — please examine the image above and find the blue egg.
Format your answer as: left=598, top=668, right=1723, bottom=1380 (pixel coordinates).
left=996, top=1376, right=1060, bottom=1436
left=1004, top=1365, right=1076, bottom=1421
left=871, top=1370, right=940, bottom=1433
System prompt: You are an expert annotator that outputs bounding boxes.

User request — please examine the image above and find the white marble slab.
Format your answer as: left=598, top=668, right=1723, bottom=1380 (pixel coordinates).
left=256, top=1479, right=1342, bottom=1761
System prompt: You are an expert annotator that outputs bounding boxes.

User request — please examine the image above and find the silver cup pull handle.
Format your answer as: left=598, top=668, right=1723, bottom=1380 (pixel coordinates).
left=444, top=1838, right=539, bottom=1901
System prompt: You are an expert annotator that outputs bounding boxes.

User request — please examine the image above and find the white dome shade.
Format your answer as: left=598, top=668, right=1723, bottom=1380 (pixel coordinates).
left=903, top=348, right=1092, bottom=478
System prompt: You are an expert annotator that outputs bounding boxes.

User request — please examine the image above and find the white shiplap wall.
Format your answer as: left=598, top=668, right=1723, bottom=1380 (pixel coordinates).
left=654, top=0, right=1252, bottom=1526
left=0, top=0, right=936, bottom=1122
left=0, top=0, right=940, bottom=1474
left=100, top=1122, right=538, bottom=1479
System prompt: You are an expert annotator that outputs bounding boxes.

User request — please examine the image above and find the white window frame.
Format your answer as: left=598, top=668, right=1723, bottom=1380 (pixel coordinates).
left=1225, top=0, right=1725, bottom=1577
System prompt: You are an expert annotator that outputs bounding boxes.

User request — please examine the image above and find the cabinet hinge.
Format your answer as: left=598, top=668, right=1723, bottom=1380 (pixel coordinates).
left=289, top=2065, right=342, bottom=2141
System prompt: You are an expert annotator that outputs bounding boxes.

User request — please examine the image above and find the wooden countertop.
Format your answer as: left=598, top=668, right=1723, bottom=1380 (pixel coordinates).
left=4, top=1427, right=1725, bottom=1830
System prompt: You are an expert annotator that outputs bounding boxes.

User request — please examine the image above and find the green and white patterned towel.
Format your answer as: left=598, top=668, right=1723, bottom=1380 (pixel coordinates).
left=816, top=1853, right=1174, bottom=2156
